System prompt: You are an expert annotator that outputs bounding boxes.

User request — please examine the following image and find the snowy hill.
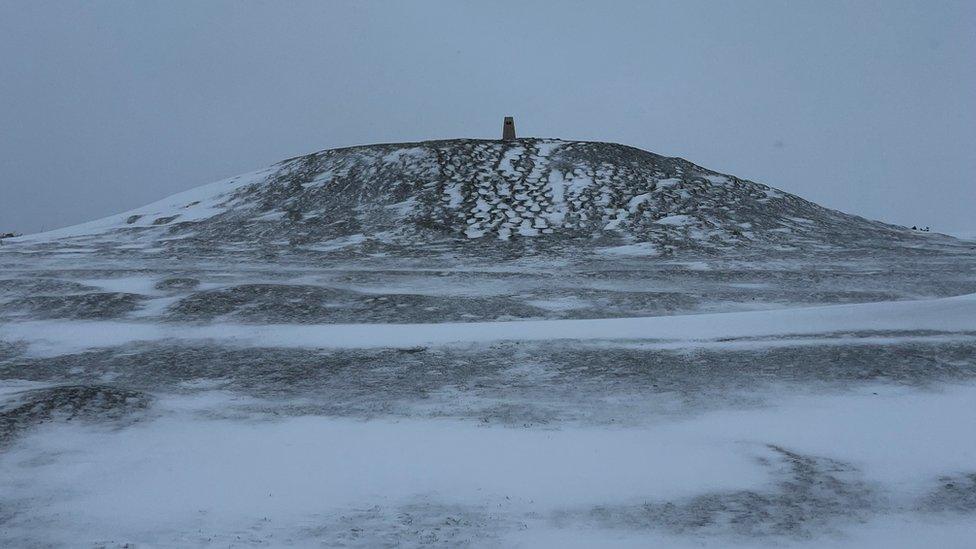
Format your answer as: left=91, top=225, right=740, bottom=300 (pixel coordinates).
left=2, top=139, right=976, bottom=547
left=20, top=138, right=957, bottom=258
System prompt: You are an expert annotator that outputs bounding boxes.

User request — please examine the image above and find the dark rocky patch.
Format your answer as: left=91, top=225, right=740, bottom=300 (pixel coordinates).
left=152, top=215, right=179, bottom=225
left=0, top=278, right=97, bottom=297
left=566, top=445, right=874, bottom=538
left=3, top=292, right=144, bottom=319
left=154, top=277, right=200, bottom=291
left=167, top=283, right=546, bottom=323
left=167, top=284, right=359, bottom=322
left=0, top=385, right=151, bottom=447
left=303, top=502, right=506, bottom=548
left=918, top=473, right=976, bottom=513
left=0, top=341, right=26, bottom=362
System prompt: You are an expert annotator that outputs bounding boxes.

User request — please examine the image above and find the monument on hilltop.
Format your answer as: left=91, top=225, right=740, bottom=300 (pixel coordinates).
left=502, top=116, right=516, bottom=140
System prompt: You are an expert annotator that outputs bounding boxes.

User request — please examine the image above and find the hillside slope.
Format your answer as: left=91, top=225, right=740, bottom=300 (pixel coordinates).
left=19, top=138, right=954, bottom=259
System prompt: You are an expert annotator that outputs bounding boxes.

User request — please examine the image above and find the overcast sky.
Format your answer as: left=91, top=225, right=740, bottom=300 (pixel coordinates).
left=1, top=0, right=974, bottom=235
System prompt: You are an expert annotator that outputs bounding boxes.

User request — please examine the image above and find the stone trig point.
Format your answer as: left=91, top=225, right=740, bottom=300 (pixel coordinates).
left=502, top=116, right=516, bottom=140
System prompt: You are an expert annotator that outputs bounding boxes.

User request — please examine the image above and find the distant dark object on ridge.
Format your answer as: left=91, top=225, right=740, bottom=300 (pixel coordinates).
left=502, top=116, right=516, bottom=140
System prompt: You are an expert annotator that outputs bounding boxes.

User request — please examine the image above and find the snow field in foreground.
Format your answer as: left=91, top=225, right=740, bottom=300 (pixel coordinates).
left=1, top=384, right=974, bottom=546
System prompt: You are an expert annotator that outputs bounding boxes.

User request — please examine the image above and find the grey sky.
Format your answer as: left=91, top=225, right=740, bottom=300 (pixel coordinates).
left=1, top=0, right=974, bottom=235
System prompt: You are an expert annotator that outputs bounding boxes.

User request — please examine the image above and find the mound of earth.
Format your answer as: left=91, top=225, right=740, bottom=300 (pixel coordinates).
left=14, top=138, right=962, bottom=259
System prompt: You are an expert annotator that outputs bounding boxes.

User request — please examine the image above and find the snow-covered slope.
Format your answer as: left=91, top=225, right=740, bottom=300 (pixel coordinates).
left=3, top=139, right=976, bottom=547
left=19, top=138, right=953, bottom=257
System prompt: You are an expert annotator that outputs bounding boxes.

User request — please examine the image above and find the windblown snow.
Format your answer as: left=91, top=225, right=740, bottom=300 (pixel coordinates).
left=2, top=138, right=975, bottom=548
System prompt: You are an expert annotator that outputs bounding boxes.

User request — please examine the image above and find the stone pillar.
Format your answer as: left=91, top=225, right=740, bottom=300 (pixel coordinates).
left=502, top=116, right=516, bottom=140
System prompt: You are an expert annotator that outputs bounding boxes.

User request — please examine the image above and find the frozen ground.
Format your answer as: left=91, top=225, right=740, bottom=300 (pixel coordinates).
left=1, top=246, right=975, bottom=548
left=1, top=139, right=975, bottom=546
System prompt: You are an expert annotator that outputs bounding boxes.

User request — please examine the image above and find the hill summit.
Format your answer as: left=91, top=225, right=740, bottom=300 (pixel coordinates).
left=29, top=138, right=943, bottom=258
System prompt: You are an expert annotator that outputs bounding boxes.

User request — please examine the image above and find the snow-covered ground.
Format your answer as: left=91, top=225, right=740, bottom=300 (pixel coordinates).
left=3, top=384, right=975, bottom=548
left=2, top=270, right=975, bottom=547
left=5, top=290, right=976, bottom=356
left=1, top=138, right=975, bottom=546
